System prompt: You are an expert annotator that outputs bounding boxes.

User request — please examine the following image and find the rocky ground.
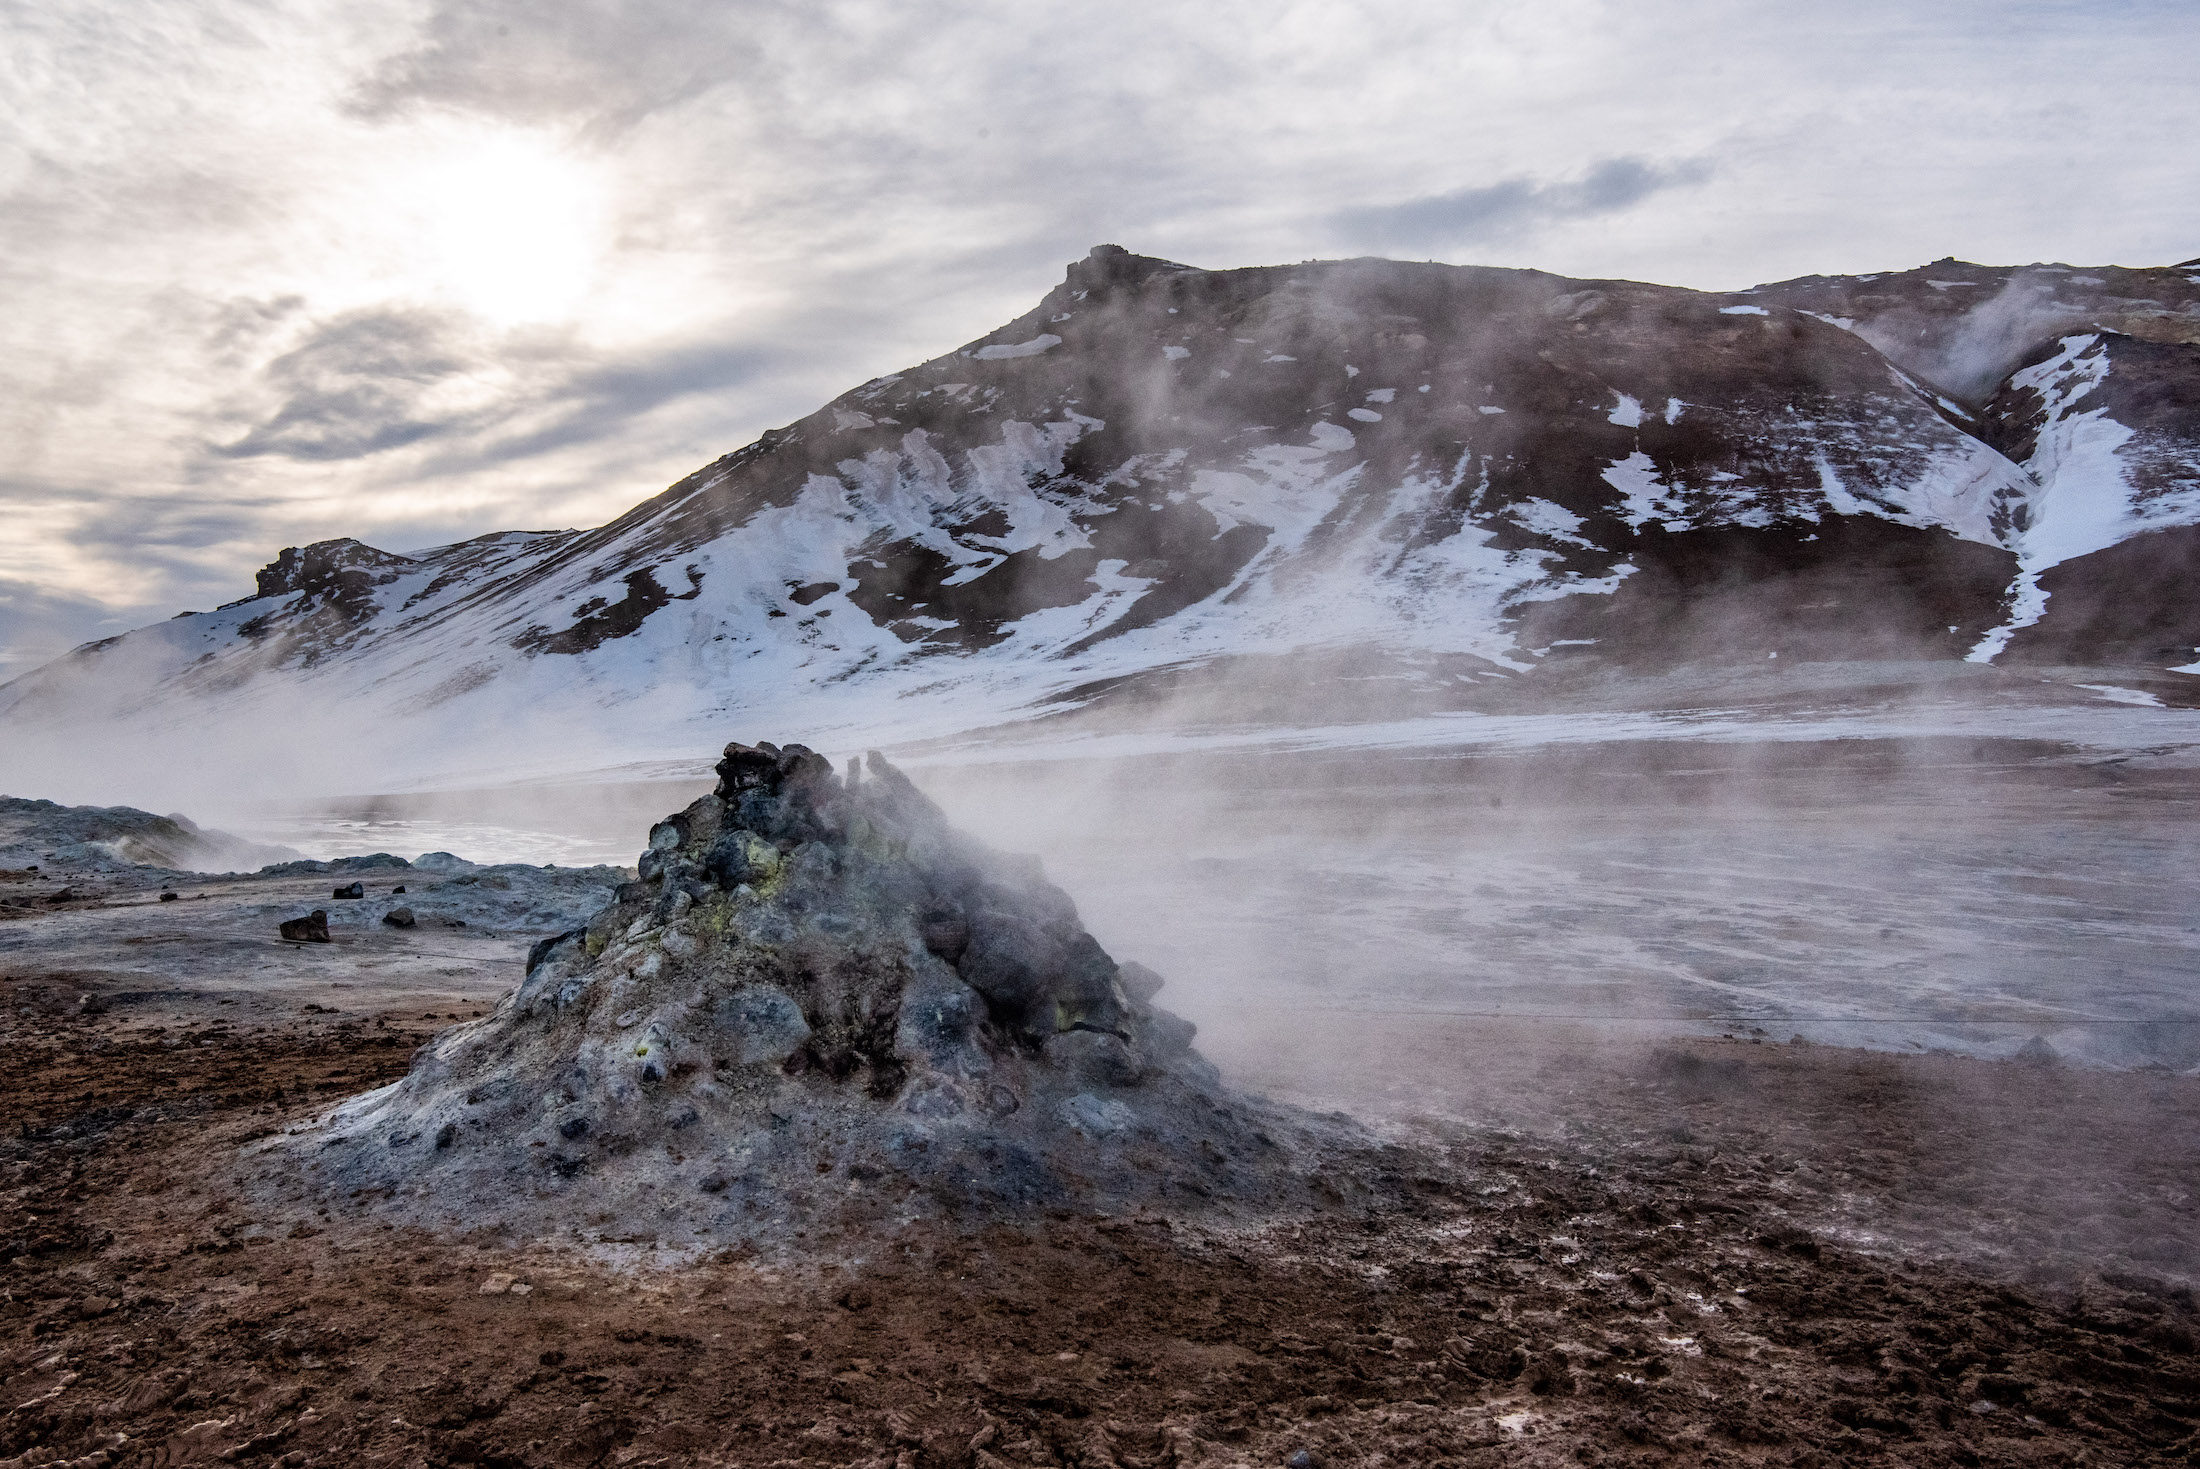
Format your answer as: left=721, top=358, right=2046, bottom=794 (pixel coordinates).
left=1, top=782, right=2197, bottom=1467
left=1, top=948, right=2196, bottom=1465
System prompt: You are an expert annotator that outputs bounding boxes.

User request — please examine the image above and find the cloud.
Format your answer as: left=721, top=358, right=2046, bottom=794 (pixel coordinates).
left=451, top=338, right=797, bottom=467
left=1331, top=157, right=1714, bottom=257
left=213, top=308, right=484, bottom=461
left=344, top=0, right=799, bottom=134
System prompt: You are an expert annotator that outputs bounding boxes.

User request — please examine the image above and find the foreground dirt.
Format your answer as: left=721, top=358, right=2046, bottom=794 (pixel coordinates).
left=1, top=973, right=2196, bottom=1468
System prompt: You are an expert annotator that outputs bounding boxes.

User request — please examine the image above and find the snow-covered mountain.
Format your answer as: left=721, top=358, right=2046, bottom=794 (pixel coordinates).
left=4, top=246, right=2198, bottom=790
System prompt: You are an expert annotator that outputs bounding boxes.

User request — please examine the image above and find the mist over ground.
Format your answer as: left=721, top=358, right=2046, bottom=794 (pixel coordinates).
left=160, top=709, right=2200, bottom=1075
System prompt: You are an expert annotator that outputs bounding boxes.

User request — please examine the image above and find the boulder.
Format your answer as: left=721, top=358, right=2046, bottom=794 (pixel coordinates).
left=279, top=910, right=331, bottom=943
left=382, top=907, right=416, bottom=929
left=332, top=881, right=364, bottom=900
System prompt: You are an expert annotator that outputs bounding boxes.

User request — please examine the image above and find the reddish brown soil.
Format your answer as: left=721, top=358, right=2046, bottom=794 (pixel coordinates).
left=2, top=980, right=2199, bottom=1467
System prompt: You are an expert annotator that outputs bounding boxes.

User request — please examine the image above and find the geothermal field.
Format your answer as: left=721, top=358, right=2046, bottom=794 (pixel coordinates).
left=2, top=716, right=2198, bottom=1468
left=5, top=223, right=2200, bottom=1466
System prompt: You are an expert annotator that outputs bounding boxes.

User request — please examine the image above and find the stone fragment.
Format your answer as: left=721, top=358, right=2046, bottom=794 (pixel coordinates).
left=279, top=910, right=331, bottom=943
left=382, top=907, right=416, bottom=929
left=1119, top=960, right=1166, bottom=1004
left=1044, top=1030, right=1146, bottom=1088
left=332, top=881, right=364, bottom=899
left=705, top=829, right=781, bottom=888
left=715, top=985, right=811, bottom=1066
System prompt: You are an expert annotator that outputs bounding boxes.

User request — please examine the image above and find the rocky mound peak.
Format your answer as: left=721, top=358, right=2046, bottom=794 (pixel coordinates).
left=268, top=743, right=1366, bottom=1245
left=250, top=538, right=419, bottom=601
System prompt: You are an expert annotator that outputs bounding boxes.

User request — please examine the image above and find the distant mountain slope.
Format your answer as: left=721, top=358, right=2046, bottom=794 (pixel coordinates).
left=4, top=246, right=2198, bottom=788
left=1754, top=258, right=2200, bottom=666
left=0, top=796, right=296, bottom=873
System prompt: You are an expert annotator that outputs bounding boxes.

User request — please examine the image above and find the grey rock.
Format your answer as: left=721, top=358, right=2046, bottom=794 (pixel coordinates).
left=714, top=985, right=811, bottom=1066
left=1044, top=1030, right=1146, bottom=1088
left=1056, top=1093, right=1133, bottom=1138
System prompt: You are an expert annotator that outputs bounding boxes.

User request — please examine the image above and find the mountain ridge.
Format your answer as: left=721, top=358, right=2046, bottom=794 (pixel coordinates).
left=5, top=245, right=2197, bottom=790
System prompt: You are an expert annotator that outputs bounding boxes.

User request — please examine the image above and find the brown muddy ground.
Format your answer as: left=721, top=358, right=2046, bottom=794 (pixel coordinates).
left=2, top=971, right=2197, bottom=1468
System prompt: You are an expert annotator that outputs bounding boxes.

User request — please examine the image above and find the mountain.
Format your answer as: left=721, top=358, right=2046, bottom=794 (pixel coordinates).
left=4, top=246, right=2198, bottom=790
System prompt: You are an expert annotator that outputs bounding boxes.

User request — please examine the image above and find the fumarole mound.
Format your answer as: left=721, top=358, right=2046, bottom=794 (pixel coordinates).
left=263, top=743, right=1373, bottom=1247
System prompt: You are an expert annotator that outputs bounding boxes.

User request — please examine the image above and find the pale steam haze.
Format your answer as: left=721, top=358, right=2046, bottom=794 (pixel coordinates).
left=3, top=0, right=2197, bottom=672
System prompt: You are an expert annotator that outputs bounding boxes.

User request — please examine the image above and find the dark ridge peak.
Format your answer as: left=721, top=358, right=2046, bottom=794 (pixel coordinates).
left=1064, top=244, right=1199, bottom=296
left=252, top=537, right=417, bottom=601
left=2176, top=256, right=2200, bottom=269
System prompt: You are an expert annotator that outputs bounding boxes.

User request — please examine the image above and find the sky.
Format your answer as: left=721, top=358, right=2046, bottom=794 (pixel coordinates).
left=2, top=0, right=2196, bottom=676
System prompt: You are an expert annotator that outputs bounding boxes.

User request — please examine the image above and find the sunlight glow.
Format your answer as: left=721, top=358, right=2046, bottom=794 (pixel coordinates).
left=406, top=131, right=608, bottom=325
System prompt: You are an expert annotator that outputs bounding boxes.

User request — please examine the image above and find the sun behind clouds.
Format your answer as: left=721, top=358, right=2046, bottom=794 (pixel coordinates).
left=400, top=127, right=609, bottom=326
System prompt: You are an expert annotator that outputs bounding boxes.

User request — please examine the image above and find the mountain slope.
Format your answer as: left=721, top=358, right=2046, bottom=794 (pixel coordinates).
left=1754, top=258, right=2200, bottom=665
left=4, top=246, right=2198, bottom=790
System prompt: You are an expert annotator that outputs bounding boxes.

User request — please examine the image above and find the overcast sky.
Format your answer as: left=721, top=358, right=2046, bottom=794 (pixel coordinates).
left=2, top=0, right=2195, bottom=675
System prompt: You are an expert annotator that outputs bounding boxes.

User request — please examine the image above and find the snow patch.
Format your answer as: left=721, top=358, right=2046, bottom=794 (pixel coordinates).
left=1347, top=408, right=1383, bottom=423
left=1307, top=422, right=1357, bottom=452
left=1605, top=452, right=1686, bottom=531
left=1719, top=305, right=1769, bottom=316
left=2076, top=685, right=2163, bottom=708
left=973, top=334, right=1062, bottom=361
left=1607, top=392, right=1643, bottom=428
left=1162, top=345, right=1190, bottom=361
left=1364, top=388, right=1396, bottom=404
left=1509, top=498, right=1596, bottom=549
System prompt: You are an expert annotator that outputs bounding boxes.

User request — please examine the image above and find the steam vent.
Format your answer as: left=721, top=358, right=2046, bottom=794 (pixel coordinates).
left=271, top=742, right=1369, bottom=1245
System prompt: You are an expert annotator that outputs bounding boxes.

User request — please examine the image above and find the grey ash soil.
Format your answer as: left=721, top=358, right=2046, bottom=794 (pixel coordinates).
left=0, top=799, right=626, bottom=1037
left=264, top=743, right=1377, bottom=1249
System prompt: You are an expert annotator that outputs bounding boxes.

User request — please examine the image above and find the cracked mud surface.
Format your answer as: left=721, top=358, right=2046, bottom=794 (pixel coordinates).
left=1, top=966, right=2196, bottom=1467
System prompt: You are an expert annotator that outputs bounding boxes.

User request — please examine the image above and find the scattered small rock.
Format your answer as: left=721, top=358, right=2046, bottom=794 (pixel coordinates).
left=392, top=884, right=407, bottom=894
left=279, top=910, right=331, bottom=943
left=332, top=881, right=364, bottom=900
left=382, top=907, right=416, bottom=929
left=76, top=994, right=107, bottom=1016
left=159, top=890, right=179, bottom=902
left=479, top=1272, right=516, bottom=1295
left=45, top=887, right=78, bottom=904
